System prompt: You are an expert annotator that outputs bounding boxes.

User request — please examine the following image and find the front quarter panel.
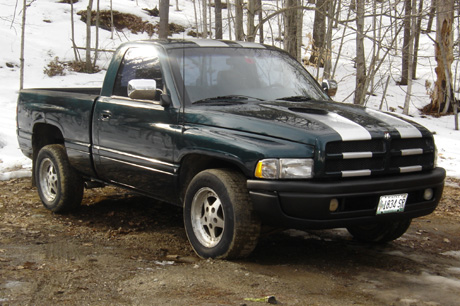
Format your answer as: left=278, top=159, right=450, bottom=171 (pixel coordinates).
left=178, top=124, right=315, bottom=178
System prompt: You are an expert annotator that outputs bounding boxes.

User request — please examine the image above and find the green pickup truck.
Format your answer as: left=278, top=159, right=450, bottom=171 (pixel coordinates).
left=17, top=39, right=446, bottom=259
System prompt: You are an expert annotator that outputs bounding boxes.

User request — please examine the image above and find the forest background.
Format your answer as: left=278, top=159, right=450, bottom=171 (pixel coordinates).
left=0, top=0, right=459, bottom=179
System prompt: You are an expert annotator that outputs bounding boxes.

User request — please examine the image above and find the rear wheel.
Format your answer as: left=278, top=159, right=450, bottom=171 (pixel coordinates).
left=347, top=219, right=412, bottom=243
left=183, top=169, right=261, bottom=259
left=35, top=144, right=84, bottom=213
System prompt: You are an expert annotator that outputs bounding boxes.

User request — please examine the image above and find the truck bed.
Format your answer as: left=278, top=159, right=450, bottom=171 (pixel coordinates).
left=17, top=87, right=101, bottom=176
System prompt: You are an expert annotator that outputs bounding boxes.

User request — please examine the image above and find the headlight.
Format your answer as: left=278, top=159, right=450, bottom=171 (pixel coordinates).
left=255, top=158, right=314, bottom=179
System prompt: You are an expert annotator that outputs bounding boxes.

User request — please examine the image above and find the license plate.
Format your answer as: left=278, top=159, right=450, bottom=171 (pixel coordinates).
left=376, top=193, right=408, bottom=215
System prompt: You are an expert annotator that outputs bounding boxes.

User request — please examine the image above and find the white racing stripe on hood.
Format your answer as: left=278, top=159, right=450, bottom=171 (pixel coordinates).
left=305, top=112, right=372, bottom=141
left=366, top=109, right=422, bottom=138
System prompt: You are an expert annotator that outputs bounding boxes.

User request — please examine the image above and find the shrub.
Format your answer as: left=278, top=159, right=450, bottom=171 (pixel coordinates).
left=44, top=58, right=101, bottom=77
left=44, top=57, right=66, bottom=77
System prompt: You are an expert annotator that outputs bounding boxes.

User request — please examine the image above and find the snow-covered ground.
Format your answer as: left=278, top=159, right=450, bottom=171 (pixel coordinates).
left=0, top=0, right=459, bottom=180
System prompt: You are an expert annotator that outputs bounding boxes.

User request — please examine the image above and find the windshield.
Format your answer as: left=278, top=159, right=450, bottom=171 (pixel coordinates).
left=168, top=47, right=329, bottom=105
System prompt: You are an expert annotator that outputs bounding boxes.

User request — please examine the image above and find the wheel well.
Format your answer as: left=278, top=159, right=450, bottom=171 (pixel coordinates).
left=178, top=154, right=248, bottom=204
left=31, top=124, right=65, bottom=185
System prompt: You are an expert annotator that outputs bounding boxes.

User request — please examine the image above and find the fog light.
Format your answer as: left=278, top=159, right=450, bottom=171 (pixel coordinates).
left=423, top=188, right=434, bottom=201
left=329, top=198, right=339, bottom=212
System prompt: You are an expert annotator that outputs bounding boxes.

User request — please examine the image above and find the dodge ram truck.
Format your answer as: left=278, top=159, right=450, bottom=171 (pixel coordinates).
left=17, top=39, right=446, bottom=259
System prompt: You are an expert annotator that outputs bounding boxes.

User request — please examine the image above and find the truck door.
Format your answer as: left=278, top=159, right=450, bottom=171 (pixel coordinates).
left=92, top=47, right=180, bottom=204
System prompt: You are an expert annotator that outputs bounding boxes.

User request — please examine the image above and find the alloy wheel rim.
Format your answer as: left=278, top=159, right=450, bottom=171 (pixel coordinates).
left=190, top=187, right=225, bottom=248
left=39, top=158, right=58, bottom=202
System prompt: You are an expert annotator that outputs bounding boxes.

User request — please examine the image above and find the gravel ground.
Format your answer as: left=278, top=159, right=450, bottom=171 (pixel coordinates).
left=1, top=177, right=459, bottom=306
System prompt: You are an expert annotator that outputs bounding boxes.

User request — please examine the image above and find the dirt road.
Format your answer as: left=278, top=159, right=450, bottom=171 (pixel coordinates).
left=1, top=178, right=459, bottom=305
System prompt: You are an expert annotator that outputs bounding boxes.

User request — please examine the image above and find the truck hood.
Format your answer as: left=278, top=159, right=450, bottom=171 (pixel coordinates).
left=184, top=100, right=431, bottom=144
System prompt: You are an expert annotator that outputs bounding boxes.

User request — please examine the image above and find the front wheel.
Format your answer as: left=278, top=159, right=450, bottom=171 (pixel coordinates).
left=347, top=219, right=412, bottom=243
left=183, top=169, right=261, bottom=259
left=35, top=144, right=84, bottom=213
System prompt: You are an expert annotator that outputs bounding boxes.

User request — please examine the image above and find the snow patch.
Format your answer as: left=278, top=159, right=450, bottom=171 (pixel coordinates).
left=441, top=250, right=460, bottom=260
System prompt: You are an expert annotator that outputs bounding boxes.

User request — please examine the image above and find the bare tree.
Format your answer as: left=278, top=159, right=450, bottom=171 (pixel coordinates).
left=283, top=0, right=302, bottom=60
left=400, top=0, right=412, bottom=85
left=257, top=0, right=264, bottom=43
left=247, top=0, right=256, bottom=42
left=20, top=0, right=27, bottom=90
left=202, top=0, right=208, bottom=38
left=403, top=0, right=416, bottom=115
left=322, top=0, right=336, bottom=79
left=215, top=0, right=223, bottom=39
left=309, top=0, right=327, bottom=66
left=93, top=0, right=100, bottom=68
left=425, top=0, right=436, bottom=33
left=85, top=0, right=94, bottom=73
left=227, top=0, right=233, bottom=40
left=235, top=0, right=244, bottom=40
left=70, top=0, right=80, bottom=61
left=431, top=0, right=454, bottom=115
left=159, top=0, right=170, bottom=39
left=354, top=0, right=366, bottom=105
left=412, top=0, right=423, bottom=80
left=110, top=0, right=114, bottom=39
left=193, top=0, right=199, bottom=37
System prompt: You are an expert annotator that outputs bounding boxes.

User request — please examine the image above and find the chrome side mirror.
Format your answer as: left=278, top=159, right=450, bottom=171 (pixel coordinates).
left=322, top=79, right=338, bottom=97
left=128, top=79, right=158, bottom=100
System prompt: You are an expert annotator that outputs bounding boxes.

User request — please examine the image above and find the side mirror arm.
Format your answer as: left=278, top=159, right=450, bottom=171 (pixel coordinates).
left=160, top=94, right=171, bottom=107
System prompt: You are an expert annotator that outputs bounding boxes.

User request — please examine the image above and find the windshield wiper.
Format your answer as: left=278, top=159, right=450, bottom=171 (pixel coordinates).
left=192, top=95, right=264, bottom=104
left=276, top=95, right=312, bottom=102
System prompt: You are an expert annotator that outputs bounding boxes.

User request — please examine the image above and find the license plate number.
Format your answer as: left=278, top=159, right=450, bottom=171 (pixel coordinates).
left=376, top=193, right=408, bottom=215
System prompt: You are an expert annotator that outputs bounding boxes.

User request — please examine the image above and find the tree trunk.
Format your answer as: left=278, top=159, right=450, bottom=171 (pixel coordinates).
left=411, top=0, right=423, bottom=80
left=208, top=1, right=212, bottom=38
left=159, top=0, right=170, bottom=39
left=403, top=0, right=416, bottom=115
left=227, top=0, right=233, bottom=40
left=400, top=0, right=412, bottom=85
left=110, top=0, right=114, bottom=39
left=425, top=0, right=436, bottom=33
left=193, top=0, right=199, bottom=37
left=20, top=0, right=27, bottom=90
left=257, top=0, right=264, bottom=43
left=332, top=6, right=351, bottom=79
left=235, top=0, right=244, bottom=40
left=70, top=0, right=79, bottom=61
left=202, top=0, right=208, bottom=38
left=431, top=0, right=454, bottom=114
left=284, top=0, right=299, bottom=59
left=85, top=0, right=93, bottom=73
left=323, top=0, right=335, bottom=79
left=296, top=0, right=303, bottom=60
left=247, top=0, right=256, bottom=41
left=215, top=0, right=223, bottom=39
left=354, top=0, right=366, bottom=105
left=93, top=0, right=100, bottom=68
left=309, top=0, right=327, bottom=66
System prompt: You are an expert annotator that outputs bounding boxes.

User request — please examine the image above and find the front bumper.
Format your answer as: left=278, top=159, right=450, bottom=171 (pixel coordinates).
left=247, top=167, right=446, bottom=230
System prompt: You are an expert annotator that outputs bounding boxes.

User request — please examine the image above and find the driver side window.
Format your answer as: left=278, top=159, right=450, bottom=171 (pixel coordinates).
left=113, top=47, right=163, bottom=99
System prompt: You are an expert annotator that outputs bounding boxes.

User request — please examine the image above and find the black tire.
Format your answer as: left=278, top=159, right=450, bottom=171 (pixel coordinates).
left=35, top=144, right=84, bottom=213
left=183, top=169, right=261, bottom=259
left=347, top=219, right=412, bottom=243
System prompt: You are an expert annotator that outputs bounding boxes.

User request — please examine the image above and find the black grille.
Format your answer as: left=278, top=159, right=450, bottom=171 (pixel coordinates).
left=326, top=158, right=384, bottom=173
left=391, top=138, right=434, bottom=151
left=326, top=140, right=384, bottom=154
left=323, top=137, right=434, bottom=177
left=390, top=154, right=434, bottom=169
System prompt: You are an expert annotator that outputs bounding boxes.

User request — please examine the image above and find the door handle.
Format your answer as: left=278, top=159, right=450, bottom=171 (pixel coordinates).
left=100, top=110, right=112, bottom=121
